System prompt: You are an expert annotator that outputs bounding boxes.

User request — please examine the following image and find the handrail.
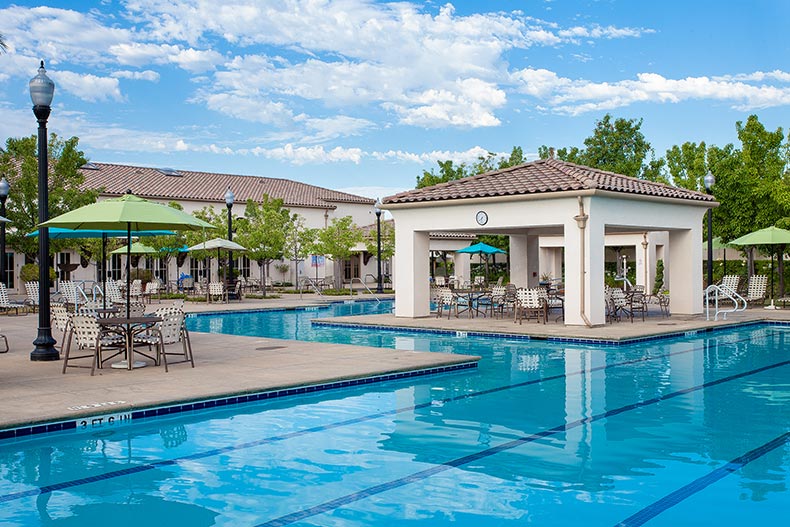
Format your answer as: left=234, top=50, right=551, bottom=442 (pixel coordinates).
left=705, top=284, right=746, bottom=321
left=92, top=284, right=104, bottom=302
left=73, top=283, right=90, bottom=311
left=300, top=276, right=325, bottom=296
left=349, top=277, right=380, bottom=302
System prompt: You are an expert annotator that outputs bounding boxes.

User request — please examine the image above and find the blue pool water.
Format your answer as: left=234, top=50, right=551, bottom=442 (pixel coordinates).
left=2, top=306, right=790, bottom=526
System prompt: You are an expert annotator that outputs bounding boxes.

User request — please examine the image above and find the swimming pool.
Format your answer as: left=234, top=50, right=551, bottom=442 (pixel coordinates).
left=2, top=311, right=790, bottom=525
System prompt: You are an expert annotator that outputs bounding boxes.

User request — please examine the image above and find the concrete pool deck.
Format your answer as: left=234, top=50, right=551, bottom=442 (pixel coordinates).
left=2, top=292, right=790, bottom=432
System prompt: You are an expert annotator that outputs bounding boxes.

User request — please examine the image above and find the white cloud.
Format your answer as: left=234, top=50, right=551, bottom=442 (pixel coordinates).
left=513, top=68, right=790, bottom=114
left=247, top=144, right=364, bottom=165
left=111, top=70, right=160, bottom=81
left=54, top=71, right=123, bottom=102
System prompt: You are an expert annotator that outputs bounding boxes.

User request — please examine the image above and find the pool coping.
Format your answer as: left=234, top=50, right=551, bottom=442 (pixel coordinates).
left=0, top=360, right=477, bottom=442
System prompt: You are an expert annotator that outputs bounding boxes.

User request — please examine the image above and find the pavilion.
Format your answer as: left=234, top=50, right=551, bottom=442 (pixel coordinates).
left=382, top=158, right=717, bottom=326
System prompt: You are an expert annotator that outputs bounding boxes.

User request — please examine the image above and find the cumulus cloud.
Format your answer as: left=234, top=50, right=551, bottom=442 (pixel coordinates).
left=54, top=71, right=123, bottom=102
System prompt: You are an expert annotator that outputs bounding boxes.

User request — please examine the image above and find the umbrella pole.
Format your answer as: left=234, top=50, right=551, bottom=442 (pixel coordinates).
left=126, top=225, right=131, bottom=319
left=102, top=233, right=107, bottom=309
left=767, top=250, right=778, bottom=309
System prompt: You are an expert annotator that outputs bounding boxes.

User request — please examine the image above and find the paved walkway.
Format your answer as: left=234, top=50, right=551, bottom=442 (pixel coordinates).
left=2, top=292, right=789, bottom=431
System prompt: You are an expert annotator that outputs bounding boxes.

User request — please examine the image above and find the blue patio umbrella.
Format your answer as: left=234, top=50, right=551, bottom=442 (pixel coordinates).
left=456, top=242, right=507, bottom=281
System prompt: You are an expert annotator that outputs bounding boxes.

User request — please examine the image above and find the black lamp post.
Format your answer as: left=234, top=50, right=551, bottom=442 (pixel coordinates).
left=374, top=199, right=383, bottom=293
left=30, top=61, right=58, bottom=361
left=704, top=170, right=715, bottom=288
left=224, top=186, right=234, bottom=285
left=0, top=177, right=9, bottom=288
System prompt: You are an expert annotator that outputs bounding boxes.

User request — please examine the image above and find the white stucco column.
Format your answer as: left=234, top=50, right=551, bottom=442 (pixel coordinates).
left=635, top=233, right=649, bottom=289
left=667, top=228, right=702, bottom=314
left=563, top=201, right=606, bottom=326
left=394, top=229, right=430, bottom=318
left=527, top=234, right=540, bottom=288
left=509, top=234, right=528, bottom=288
left=454, top=252, right=471, bottom=284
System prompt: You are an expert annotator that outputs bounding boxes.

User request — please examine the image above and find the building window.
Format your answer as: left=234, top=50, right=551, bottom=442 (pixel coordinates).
left=154, top=258, right=167, bottom=282
left=238, top=255, right=251, bottom=278
left=110, top=254, right=122, bottom=280
left=57, top=252, right=72, bottom=281
left=190, top=256, right=207, bottom=281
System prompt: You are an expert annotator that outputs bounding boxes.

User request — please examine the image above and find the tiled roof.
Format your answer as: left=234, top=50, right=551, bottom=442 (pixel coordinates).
left=80, top=163, right=374, bottom=209
left=383, top=158, right=714, bottom=205
left=360, top=219, right=475, bottom=239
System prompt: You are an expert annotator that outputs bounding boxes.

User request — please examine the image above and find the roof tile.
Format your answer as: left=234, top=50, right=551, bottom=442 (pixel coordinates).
left=383, top=158, right=713, bottom=204
left=81, top=163, right=374, bottom=209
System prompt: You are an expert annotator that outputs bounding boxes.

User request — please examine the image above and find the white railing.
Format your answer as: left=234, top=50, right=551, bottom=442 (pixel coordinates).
left=705, top=284, right=747, bottom=321
left=348, top=277, right=380, bottom=302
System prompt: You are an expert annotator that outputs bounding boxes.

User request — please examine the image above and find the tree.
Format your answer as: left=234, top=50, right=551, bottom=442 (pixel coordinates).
left=314, top=216, right=363, bottom=289
left=234, top=194, right=291, bottom=297
left=363, top=220, right=395, bottom=273
left=665, top=141, right=709, bottom=191
left=283, top=214, right=316, bottom=287
left=539, top=114, right=664, bottom=181
left=416, top=160, right=469, bottom=188
left=0, top=134, right=100, bottom=262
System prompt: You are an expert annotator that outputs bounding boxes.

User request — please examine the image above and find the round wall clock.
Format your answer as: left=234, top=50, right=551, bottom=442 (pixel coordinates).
left=476, top=210, right=488, bottom=225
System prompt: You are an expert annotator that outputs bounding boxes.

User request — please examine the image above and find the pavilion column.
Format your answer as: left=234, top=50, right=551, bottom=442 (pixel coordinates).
left=667, top=228, right=702, bottom=314
left=563, top=202, right=606, bottom=326
left=454, top=251, right=471, bottom=285
left=509, top=234, right=529, bottom=288
left=394, top=229, right=430, bottom=318
left=526, top=234, right=540, bottom=288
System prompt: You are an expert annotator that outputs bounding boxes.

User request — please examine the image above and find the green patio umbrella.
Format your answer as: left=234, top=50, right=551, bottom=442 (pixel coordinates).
left=110, top=241, right=158, bottom=255
left=729, top=226, right=790, bottom=309
left=40, top=193, right=215, bottom=317
left=456, top=242, right=507, bottom=281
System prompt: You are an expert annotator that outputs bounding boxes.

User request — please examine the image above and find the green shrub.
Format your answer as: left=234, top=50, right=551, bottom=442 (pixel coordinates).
left=20, top=263, right=57, bottom=283
left=652, top=259, right=665, bottom=295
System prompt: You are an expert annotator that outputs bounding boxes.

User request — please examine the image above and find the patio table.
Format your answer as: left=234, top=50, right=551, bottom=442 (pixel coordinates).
left=99, top=315, right=161, bottom=369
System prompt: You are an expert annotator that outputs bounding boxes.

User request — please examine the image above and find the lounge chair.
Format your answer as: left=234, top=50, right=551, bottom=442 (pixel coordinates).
left=24, top=281, right=39, bottom=312
left=745, top=275, right=768, bottom=306
left=0, top=284, right=26, bottom=315
left=142, top=280, right=161, bottom=304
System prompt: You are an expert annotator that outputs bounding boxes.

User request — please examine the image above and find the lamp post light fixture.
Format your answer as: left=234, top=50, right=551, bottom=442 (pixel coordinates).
left=29, top=61, right=58, bottom=361
left=224, top=186, right=235, bottom=286
left=374, top=199, right=383, bottom=294
left=0, top=177, right=9, bottom=288
left=704, top=170, right=716, bottom=288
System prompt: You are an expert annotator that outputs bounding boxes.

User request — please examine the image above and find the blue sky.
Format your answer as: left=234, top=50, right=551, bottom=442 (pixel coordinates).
left=1, top=1, right=788, bottom=200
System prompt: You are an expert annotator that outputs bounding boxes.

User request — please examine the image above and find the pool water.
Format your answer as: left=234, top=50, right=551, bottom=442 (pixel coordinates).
left=2, top=310, right=790, bottom=526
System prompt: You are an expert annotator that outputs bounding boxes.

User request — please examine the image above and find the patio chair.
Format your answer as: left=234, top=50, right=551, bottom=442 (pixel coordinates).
left=134, top=306, right=194, bottom=372
left=58, top=280, right=77, bottom=309
left=227, top=280, right=243, bottom=301
left=209, top=281, right=226, bottom=303
left=655, top=291, right=670, bottom=317
left=434, top=276, right=446, bottom=287
left=744, top=275, right=768, bottom=306
left=24, top=281, right=39, bottom=312
left=62, top=315, right=124, bottom=375
left=482, top=285, right=507, bottom=318
left=104, top=279, right=124, bottom=304
left=514, top=288, right=545, bottom=324
left=609, top=287, right=633, bottom=322
left=129, top=279, right=143, bottom=302
left=436, top=288, right=457, bottom=319
left=0, top=284, right=26, bottom=315
left=629, top=291, right=648, bottom=322
left=142, top=280, right=161, bottom=304
left=51, top=302, right=72, bottom=347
